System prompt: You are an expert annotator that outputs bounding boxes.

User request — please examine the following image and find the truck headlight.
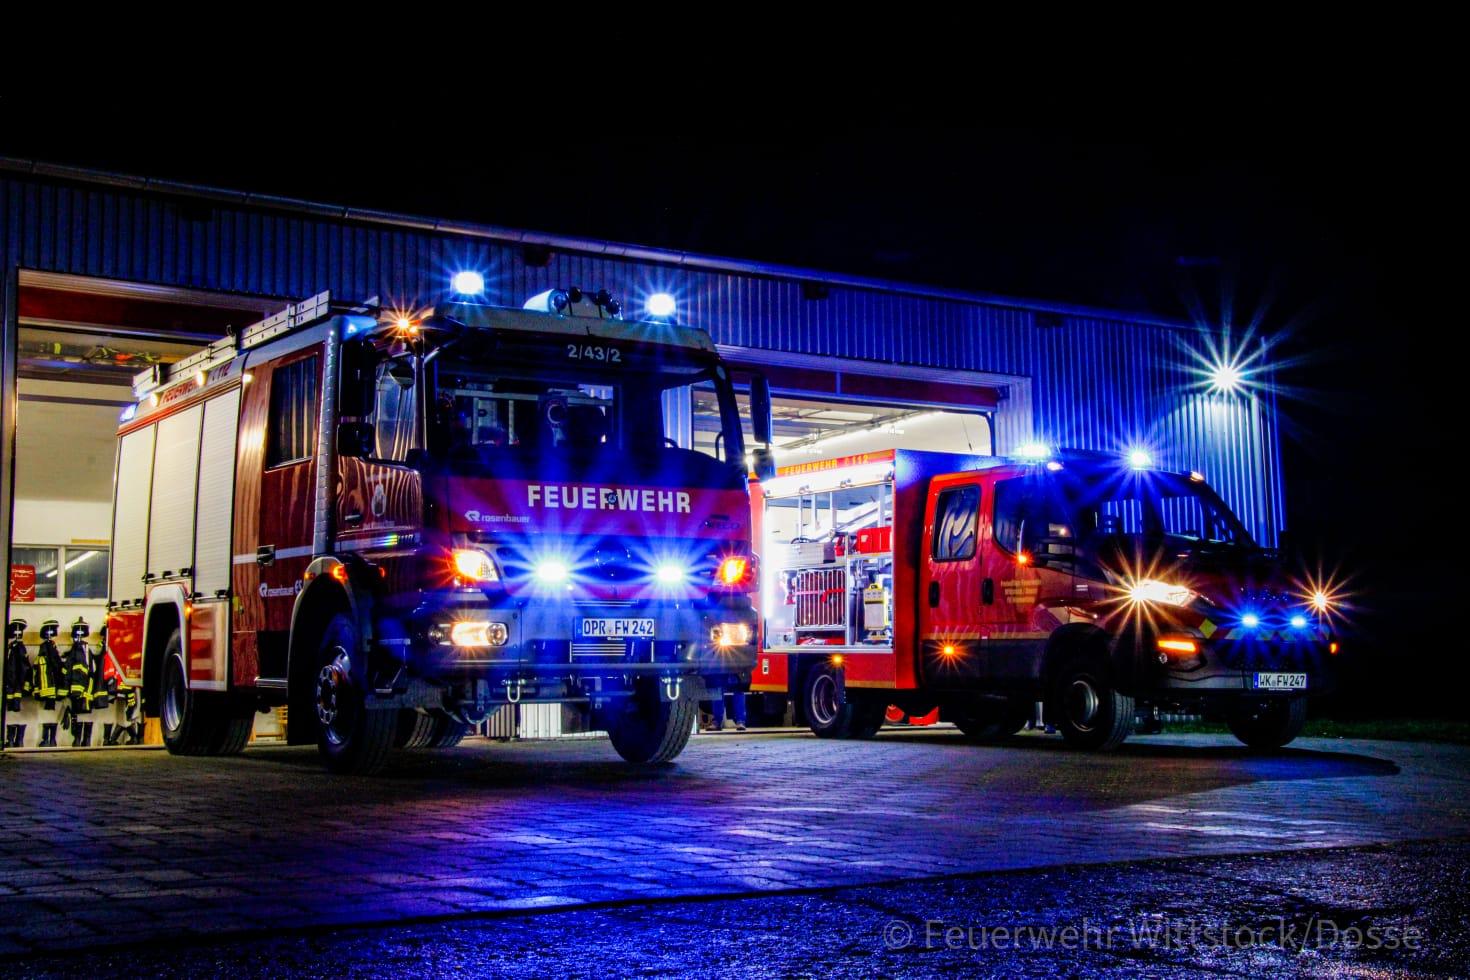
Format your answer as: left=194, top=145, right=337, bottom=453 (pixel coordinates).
left=711, top=623, right=752, bottom=648
left=452, top=548, right=499, bottom=583
left=445, top=621, right=509, bottom=647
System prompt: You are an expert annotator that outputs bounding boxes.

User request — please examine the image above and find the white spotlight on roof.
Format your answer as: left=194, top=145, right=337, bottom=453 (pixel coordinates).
left=645, top=292, right=677, bottom=318
left=1209, top=358, right=1243, bottom=394
left=452, top=270, right=485, bottom=296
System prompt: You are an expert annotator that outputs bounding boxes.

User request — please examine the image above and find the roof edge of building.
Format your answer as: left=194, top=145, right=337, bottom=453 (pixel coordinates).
left=1, top=156, right=1196, bottom=332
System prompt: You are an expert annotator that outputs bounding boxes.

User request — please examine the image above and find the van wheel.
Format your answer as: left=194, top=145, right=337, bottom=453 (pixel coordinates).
left=159, top=631, right=218, bottom=756
left=1227, top=697, right=1307, bottom=750
left=1049, top=658, right=1134, bottom=751
left=605, top=679, right=696, bottom=764
left=395, top=709, right=437, bottom=749
left=952, top=703, right=1027, bottom=742
left=314, top=614, right=395, bottom=775
left=804, top=663, right=859, bottom=738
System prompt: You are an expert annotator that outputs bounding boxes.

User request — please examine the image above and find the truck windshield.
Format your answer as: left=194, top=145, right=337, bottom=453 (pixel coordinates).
left=416, top=343, right=746, bottom=474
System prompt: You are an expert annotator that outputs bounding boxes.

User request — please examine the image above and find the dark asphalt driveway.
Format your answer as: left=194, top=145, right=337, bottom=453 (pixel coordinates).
left=2, top=728, right=1467, bottom=969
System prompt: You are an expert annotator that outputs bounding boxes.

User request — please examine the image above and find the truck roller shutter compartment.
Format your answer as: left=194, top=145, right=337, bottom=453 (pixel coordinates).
left=147, top=406, right=204, bottom=579
left=111, top=425, right=157, bottom=603
left=193, top=389, right=241, bottom=597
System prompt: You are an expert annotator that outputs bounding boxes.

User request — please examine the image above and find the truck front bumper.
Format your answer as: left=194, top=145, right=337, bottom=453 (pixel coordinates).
left=1133, top=630, right=1334, bottom=698
left=400, top=592, right=757, bottom=686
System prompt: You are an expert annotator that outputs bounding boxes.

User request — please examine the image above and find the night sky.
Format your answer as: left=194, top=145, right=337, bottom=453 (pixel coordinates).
left=2, top=109, right=1460, bottom=714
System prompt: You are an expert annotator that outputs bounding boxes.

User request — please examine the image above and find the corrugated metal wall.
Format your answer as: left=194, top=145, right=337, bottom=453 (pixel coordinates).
left=0, top=175, right=1285, bottom=542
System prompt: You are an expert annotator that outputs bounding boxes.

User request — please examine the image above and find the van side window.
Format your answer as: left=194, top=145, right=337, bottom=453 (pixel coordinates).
left=266, top=356, right=320, bottom=467
left=933, top=485, right=980, bottom=561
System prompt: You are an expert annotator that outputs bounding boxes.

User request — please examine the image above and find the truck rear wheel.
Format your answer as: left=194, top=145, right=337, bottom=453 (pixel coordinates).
left=1227, top=697, right=1307, bottom=750
left=1049, top=658, right=1134, bottom=751
left=605, top=679, right=696, bottom=764
left=427, top=711, right=470, bottom=748
left=160, top=631, right=219, bottom=756
left=314, top=614, right=395, bottom=775
left=395, top=710, right=437, bottom=749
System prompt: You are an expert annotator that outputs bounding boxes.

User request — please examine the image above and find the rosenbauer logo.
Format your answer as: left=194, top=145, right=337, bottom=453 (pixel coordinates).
left=526, top=484, right=692, bottom=514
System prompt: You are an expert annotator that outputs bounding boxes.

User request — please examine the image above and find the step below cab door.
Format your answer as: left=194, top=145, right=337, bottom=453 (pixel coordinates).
left=919, top=473, right=986, bottom=687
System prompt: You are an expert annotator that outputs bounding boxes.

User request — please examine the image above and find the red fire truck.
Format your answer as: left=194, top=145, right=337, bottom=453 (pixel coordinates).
left=751, top=447, right=1335, bottom=750
left=105, top=287, right=773, bottom=773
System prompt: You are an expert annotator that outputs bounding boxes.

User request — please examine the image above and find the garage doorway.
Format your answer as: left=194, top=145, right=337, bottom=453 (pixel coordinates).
left=2, top=272, right=279, bottom=751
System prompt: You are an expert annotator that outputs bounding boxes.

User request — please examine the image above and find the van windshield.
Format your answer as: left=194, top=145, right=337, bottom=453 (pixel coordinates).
left=1068, top=471, right=1255, bottom=550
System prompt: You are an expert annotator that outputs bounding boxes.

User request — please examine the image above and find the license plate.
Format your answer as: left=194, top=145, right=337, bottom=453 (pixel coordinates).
left=579, top=618, right=655, bottom=638
left=1253, top=672, right=1307, bottom=691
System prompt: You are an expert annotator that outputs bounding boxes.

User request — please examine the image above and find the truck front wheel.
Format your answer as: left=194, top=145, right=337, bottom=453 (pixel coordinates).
left=605, top=678, right=696, bottom=764
left=1049, top=658, right=1134, bottom=751
left=314, top=614, right=395, bottom=775
left=1227, top=697, right=1307, bottom=750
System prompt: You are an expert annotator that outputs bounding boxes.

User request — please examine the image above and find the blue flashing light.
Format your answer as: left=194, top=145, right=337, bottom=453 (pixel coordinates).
left=1016, top=443, right=1051, bottom=460
left=645, top=292, right=677, bottom=318
left=1290, top=614, right=1307, bottom=629
left=1241, top=613, right=1260, bottom=629
left=452, top=270, right=485, bottom=296
left=534, top=559, right=570, bottom=585
left=1128, top=449, right=1153, bottom=470
left=655, top=562, right=687, bottom=585
left=119, top=403, right=138, bottom=423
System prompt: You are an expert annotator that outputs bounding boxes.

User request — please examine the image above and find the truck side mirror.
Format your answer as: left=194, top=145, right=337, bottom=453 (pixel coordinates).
left=750, top=373, right=773, bottom=448
left=338, top=339, right=378, bottom=418
left=751, top=445, right=777, bottom=482
left=336, top=421, right=375, bottom=458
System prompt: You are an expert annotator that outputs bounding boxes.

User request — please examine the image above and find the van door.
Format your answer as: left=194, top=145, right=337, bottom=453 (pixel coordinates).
left=983, top=472, right=1074, bottom=681
left=919, top=474, right=985, bottom=685
left=232, top=347, right=322, bottom=686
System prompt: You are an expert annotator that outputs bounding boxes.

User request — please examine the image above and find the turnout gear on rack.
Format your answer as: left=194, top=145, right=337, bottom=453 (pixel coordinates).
left=5, top=619, right=31, bottom=710
left=66, top=620, right=95, bottom=747
left=33, top=620, right=64, bottom=708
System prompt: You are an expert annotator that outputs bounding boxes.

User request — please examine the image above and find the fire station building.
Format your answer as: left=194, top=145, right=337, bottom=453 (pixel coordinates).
left=0, top=158, right=1284, bottom=749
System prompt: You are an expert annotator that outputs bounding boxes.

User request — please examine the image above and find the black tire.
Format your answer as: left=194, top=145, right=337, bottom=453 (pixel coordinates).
left=803, top=663, right=861, bottom=739
left=952, top=703, right=1027, bottom=742
left=427, top=711, right=471, bottom=748
left=1049, top=657, right=1134, bottom=751
left=209, top=700, right=256, bottom=756
left=395, top=709, right=437, bottom=749
left=1227, top=697, right=1308, bottom=750
left=849, top=700, right=887, bottom=739
left=314, top=614, right=396, bottom=775
left=605, top=680, right=696, bottom=764
left=159, top=631, right=219, bottom=756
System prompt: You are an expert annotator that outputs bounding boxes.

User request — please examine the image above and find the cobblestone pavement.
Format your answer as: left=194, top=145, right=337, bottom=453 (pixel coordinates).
left=1, top=729, right=1466, bottom=957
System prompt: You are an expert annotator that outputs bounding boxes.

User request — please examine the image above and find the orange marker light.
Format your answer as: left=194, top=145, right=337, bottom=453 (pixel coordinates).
left=941, top=644, right=958, bottom=657
left=1157, top=638, right=1198, bottom=654
left=1329, top=642, right=1340, bottom=655
left=1016, top=552, right=1031, bottom=566
left=330, top=564, right=350, bottom=583
left=831, top=654, right=844, bottom=667
left=717, top=556, right=749, bottom=586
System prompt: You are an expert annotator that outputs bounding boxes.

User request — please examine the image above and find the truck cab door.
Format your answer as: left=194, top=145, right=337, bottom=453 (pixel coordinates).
left=919, top=474, right=984, bottom=684
left=981, top=472, right=1074, bottom=681
left=232, top=347, right=323, bottom=686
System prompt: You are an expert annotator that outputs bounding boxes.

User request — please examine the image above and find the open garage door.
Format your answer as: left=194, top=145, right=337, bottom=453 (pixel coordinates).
left=2, top=273, right=279, bottom=751
left=685, top=355, right=1001, bottom=463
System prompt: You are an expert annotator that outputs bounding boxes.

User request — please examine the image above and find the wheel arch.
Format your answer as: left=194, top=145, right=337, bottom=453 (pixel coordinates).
left=1041, top=623, right=1114, bottom=685
left=140, top=585, right=188, bottom=717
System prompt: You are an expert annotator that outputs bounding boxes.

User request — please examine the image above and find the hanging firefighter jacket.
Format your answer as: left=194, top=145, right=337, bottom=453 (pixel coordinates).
left=32, top=620, right=64, bottom=708
left=65, top=619, right=93, bottom=715
left=4, top=619, right=31, bottom=711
